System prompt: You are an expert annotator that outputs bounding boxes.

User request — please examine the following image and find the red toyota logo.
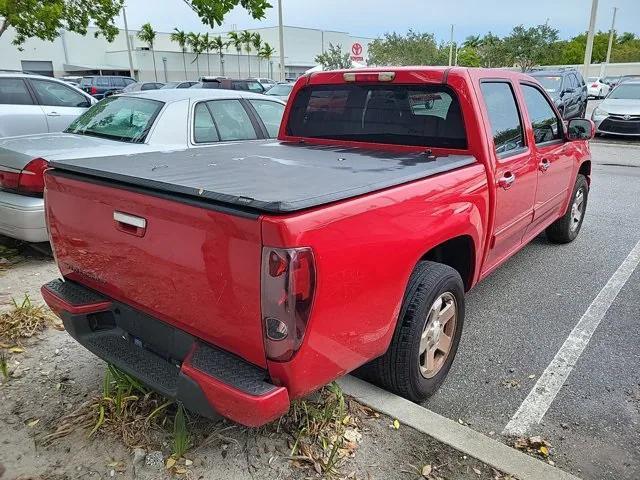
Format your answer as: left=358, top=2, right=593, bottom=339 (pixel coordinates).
left=351, top=43, right=363, bottom=56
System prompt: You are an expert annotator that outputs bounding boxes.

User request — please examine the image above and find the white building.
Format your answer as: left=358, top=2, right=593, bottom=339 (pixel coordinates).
left=0, top=24, right=373, bottom=81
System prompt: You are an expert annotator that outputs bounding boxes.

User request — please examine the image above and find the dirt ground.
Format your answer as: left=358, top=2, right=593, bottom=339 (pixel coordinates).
left=0, top=246, right=511, bottom=480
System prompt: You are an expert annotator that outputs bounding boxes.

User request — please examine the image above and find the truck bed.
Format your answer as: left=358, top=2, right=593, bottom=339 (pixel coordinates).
left=49, top=140, right=476, bottom=213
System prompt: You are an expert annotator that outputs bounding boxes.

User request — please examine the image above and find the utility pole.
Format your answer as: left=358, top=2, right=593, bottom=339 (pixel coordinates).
left=122, top=5, right=136, bottom=79
left=582, top=0, right=599, bottom=77
left=277, top=0, right=285, bottom=80
left=603, top=6, right=618, bottom=76
left=448, top=24, right=454, bottom=66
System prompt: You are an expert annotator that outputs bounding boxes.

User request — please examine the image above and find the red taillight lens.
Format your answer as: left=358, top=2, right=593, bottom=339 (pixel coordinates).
left=90, top=86, right=98, bottom=95
left=0, top=169, right=20, bottom=191
left=261, top=247, right=316, bottom=362
left=19, top=158, right=48, bottom=195
left=591, top=83, right=598, bottom=87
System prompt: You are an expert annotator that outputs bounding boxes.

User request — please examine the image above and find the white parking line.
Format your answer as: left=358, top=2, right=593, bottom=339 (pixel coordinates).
left=503, top=238, right=640, bottom=436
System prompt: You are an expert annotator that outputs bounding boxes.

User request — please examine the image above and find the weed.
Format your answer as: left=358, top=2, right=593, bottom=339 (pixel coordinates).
left=173, top=403, right=191, bottom=458
left=0, top=351, right=8, bottom=381
left=0, top=294, right=57, bottom=342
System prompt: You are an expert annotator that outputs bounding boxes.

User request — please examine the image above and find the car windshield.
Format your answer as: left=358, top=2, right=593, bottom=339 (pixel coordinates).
left=65, top=96, right=164, bottom=143
left=266, top=84, right=293, bottom=96
left=534, top=76, right=563, bottom=93
left=161, top=82, right=180, bottom=89
left=587, top=77, right=598, bottom=82
left=608, top=84, right=640, bottom=100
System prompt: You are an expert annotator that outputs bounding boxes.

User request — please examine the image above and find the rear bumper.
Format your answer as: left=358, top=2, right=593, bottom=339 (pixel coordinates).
left=0, top=191, right=47, bottom=242
left=41, top=279, right=290, bottom=427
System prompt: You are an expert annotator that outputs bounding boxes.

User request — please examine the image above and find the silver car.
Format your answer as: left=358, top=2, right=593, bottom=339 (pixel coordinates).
left=0, top=89, right=285, bottom=242
left=264, top=82, right=294, bottom=102
left=591, top=81, right=640, bottom=137
left=0, top=72, right=96, bottom=138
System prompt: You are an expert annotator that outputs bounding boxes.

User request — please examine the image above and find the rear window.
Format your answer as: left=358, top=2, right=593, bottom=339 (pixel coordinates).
left=65, top=96, right=163, bottom=143
left=287, top=84, right=467, bottom=148
left=79, top=77, right=92, bottom=87
left=0, top=78, right=33, bottom=105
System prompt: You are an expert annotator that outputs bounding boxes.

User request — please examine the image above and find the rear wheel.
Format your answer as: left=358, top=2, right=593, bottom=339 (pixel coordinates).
left=546, top=174, right=589, bottom=244
left=357, top=261, right=465, bottom=402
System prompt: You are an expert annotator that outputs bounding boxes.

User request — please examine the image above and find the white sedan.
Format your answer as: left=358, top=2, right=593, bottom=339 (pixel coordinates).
left=587, top=77, right=611, bottom=99
left=0, top=89, right=285, bottom=242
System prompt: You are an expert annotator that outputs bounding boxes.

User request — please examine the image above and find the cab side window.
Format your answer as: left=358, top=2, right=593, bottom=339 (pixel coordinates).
left=521, top=84, right=563, bottom=144
left=480, top=82, right=525, bottom=157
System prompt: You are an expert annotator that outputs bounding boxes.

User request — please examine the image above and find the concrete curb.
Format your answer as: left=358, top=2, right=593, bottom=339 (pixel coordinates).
left=337, top=376, right=581, bottom=480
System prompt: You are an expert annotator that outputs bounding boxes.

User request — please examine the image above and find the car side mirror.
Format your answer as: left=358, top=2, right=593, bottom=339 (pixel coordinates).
left=567, top=118, right=595, bottom=141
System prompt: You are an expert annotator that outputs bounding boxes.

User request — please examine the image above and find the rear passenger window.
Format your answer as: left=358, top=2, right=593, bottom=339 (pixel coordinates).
left=29, top=79, right=88, bottom=107
left=112, top=77, right=125, bottom=87
left=521, top=84, right=562, bottom=144
left=95, top=77, right=110, bottom=87
left=480, top=82, right=524, bottom=156
left=193, top=102, right=219, bottom=143
left=248, top=100, right=285, bottom=137
left=0, top=78, right=33, bottom=105
left=206, top=100, right=257, bottom=141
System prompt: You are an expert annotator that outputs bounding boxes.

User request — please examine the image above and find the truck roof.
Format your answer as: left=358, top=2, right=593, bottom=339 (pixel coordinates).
left=49, top=140, right=475, bottom=213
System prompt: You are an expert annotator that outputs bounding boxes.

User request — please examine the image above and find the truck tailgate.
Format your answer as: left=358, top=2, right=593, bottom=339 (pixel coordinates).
left=44, top=171, right=267, bottom=368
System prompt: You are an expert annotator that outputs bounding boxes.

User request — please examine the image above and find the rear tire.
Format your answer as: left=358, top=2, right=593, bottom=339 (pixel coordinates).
left=546, top=174, right=589, bottom=244
left=357, top=261, right=465, bottom=402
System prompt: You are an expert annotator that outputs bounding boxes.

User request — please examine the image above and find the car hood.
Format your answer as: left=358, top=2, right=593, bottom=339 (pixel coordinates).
left=0, top=133, right=156, bottom=170
left=598, top=99, right=640, bottom=115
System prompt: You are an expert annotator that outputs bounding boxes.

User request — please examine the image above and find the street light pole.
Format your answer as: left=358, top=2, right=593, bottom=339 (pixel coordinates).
left=122, top=5, right=136, bottom=79
left=582, top=0, right=599, bottom=77
left=448, top=24, right=454, bottom=66
left=277, top=0, right=285, bottom=81
left=603, top=6, right=618, bottom=76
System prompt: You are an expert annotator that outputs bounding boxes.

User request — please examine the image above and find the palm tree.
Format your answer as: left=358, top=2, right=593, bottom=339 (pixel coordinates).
left=258, top=43, right=275, bottom=79
left=240, top=30, right=253, bottom=77
left=251, top=32, right=262, bottom=77
left=200, top=33, right=212, bottom=75
left=187, top=32, right=202, bottom=78
left=137, top=23, right=157, bottom=81
left=463, top=35, right=483, bottom=49
left=211, top=35, right=228, bottom=76
left=170, top=28, right=188, bottom=79
left=227, top=31, right=243, bottom=78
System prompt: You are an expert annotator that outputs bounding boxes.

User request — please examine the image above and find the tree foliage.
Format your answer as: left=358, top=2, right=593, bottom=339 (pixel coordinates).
left=368, top=30, right=445, bottom=66
left=314, top=43, right=351, bottom=70
left=0, top=0, right=124, bottom=46
left=502, top=24, right=559, bottom=71
left=185, top=0, right=271, bottom=28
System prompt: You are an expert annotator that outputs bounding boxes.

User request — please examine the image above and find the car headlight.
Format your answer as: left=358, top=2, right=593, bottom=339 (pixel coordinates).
left=592, top=107, right=608, bottom=118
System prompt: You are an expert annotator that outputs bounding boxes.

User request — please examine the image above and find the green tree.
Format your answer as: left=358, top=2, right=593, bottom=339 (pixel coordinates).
left=240, top=30, right=254, bottom=76
left=258, top=43, right=276, bottom=78
left=171, top=28, right=189, bottom=79
left=463, top=35, right=482, bottom=49
left=478, top=32, right=509, bottom=67
left=211, top=35, right=228, bottom=76
left=368, top=30, right=441, bottom=66
left=137, top=23, right=158, bottom=81
left=0, top=0, right=123, bottom=47
left=457, top=46, right=481, bottom=67
left=201, top=32, right=212, bottom=75
left=252, top=32, right=263, bottom=76
left=186, top=0, right=271, bottom=28
left=503, top=24, right=559, bottom=71
left=315, top=43, right=351, bottom=70
left=227, top=31, right=243, bottom=78
left=187, top=32, right=202, bottom=77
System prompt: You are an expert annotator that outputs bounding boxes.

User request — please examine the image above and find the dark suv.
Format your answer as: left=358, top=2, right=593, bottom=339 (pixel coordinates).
left=79, top=76, right=136, bottom=99
left=529, top=69, right=587, bottom=119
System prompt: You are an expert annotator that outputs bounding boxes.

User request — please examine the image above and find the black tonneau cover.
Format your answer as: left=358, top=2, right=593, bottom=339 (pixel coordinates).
left=50, top=140, right=476, bottom=213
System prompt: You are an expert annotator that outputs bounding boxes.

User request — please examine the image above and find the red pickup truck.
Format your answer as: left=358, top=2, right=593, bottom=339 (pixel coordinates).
left=41, top=68, right=594, bottom=427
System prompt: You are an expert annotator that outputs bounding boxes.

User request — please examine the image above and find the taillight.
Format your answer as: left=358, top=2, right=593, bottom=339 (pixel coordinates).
left=0, top=169, right=20, bottom=191
left=261, top=247, right=316, bottom=362
left=0, top=158, right=49, bottom=195
left=343, top=71, right=395, bottom=82
left=90, top=86, right=98, bottom=95
left=591, top=83, right=598, bottom=87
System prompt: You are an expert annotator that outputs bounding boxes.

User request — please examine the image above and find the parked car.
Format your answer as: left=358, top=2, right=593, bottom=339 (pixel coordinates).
left=591, top=81, right=640, bottom=136
left=602, top=75, right=621, bottom=89
left=529, top=69, right=588, bottom=119
left=40, top=67, right=594, bottom=427
left=0, top=72, right=95, bottom=138
left=79, top=75, right=136, bottom=99
left=161, top=81, right=199, bottom=89
left=121, top=81, right=165, bottom=93
left=264, top=82, right=294, bottom=101
left=586, top=77, right=610, bottom=99
left=0, top=89, right=285, bottom=242
left=191, top=77, right=265, bottom=93
left=251, top=77, right=277, bottom=90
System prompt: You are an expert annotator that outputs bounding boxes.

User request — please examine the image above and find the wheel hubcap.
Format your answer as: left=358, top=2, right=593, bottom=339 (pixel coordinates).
left=419, top=292, right=457, bottom=379
left=570, top=188, right=586, bottom=232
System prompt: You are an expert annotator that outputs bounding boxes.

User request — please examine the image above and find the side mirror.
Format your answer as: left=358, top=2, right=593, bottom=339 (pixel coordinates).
left=567, top=118, right=595, bottom=141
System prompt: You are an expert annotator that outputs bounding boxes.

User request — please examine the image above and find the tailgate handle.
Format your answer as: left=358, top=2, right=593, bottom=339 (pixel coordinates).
left=114, top=211, right=146, bottom=237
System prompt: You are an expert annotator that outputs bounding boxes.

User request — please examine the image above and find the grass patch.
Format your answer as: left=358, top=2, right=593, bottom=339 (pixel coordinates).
left=276, top=382, right=368, bottom=476
left=0, top=294, right=58, bottom=343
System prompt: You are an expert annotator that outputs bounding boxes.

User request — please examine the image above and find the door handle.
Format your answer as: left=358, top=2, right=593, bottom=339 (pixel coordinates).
left=498, top=172, right=516, bottom=190
left=47, top=111, right=61, bottom=117
left=539, top=158, right=551, bottom=172
left=114, top=211, right=147, bottom=237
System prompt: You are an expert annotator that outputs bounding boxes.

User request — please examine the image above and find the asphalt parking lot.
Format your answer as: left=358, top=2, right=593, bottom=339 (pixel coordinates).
left=422, top=100, right=640, bottom=480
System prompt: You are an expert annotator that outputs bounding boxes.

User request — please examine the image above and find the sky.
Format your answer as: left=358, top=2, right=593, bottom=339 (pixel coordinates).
left=119, top=0, right=640, bottom=41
